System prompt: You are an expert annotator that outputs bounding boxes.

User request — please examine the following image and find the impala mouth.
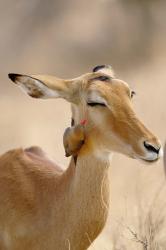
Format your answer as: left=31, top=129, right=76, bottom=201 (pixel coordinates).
left=133, top=140, right=163, bottom=164
left=141, top=157, right=159, bottom=163
left=137, top=150, right=163, bottom=163
left=132, top=148, right=163, bottom=163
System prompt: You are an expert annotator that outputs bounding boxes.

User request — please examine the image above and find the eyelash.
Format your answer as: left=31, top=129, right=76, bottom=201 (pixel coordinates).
left=87, top=91, right=135, bottom=107
left=87, top=102, right=106, bottom=107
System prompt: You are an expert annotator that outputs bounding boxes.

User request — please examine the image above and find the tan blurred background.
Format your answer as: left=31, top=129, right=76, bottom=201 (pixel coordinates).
left=1, top=0, right=166, bottom=249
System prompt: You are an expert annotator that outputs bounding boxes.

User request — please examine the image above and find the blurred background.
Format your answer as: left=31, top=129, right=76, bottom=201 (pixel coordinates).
left=0, top=0, right=166, bottom=249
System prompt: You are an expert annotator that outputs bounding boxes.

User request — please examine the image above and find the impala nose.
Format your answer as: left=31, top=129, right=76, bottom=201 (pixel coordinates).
left=144, top=141, right=161, bottom=155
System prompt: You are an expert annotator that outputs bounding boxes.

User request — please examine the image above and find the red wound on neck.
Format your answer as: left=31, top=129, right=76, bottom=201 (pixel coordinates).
left=80, top=119, right=87, bottom=126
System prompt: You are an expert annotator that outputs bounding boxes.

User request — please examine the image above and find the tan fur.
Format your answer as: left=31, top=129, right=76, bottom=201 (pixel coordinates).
left=2, top=68, right=162, bottom=250
left=63, top=124, right=85, bottom=157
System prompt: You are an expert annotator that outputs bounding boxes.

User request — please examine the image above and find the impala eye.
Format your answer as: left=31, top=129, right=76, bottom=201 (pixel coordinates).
left=87, top=102, right=106, bottom=107
left=131, top=91, right=136, bottom=98
left=93, top=75, right=111, bottom=82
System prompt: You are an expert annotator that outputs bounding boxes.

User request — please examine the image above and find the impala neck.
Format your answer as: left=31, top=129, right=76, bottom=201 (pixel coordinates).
left=71, top=152, right=111, bottom=212
left=68, top=130, right=112, bottom=213
left=72, top=152, right=111, bottom=191
left=65, top=150, right=111, bottom=243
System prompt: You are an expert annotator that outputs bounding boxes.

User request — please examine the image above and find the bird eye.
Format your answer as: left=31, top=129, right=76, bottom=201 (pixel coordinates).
left=87, top=102, right=106, bottom=107
left=131, top=91, right=136, bottom=98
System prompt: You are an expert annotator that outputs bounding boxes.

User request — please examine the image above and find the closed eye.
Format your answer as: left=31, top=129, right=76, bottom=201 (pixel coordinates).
left=87, top=102, right=106, bottom=107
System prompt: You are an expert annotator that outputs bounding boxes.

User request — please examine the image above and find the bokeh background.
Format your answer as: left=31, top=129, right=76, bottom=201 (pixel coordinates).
left=1, top=0, right=166, bottom=249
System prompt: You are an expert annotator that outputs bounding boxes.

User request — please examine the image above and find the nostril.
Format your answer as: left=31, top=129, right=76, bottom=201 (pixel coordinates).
left=144, top=141, right=160, bottom=154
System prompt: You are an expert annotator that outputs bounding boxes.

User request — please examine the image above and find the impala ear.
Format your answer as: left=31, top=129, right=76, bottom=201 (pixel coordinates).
left=8, top=73, right=76, bottom=102
left=92, top=65, right=115, bottom=78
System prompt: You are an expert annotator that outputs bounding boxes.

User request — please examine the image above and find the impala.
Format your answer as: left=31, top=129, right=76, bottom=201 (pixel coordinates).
left=0, top=65, right=162, bottom=250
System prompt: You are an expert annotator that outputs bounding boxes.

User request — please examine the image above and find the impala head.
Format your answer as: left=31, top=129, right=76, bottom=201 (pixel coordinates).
left=8, top=65, right=162, bottom=163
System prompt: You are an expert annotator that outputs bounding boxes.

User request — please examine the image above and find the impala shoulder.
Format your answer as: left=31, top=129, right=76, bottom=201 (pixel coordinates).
left=0, top=148, right=25, bottom=162
left=24, top=146, right=46, bottom=156
left=24, top=146, right=64, bottom=173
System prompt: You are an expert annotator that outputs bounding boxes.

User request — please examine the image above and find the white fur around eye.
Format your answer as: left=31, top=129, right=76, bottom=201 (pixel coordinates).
left=88, top=92, right=107, bottom=105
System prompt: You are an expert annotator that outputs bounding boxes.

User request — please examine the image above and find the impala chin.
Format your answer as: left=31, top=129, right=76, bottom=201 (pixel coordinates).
left=144, top=149, right=162, bottom=162
left=135, top=148, right=163, bottom=163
